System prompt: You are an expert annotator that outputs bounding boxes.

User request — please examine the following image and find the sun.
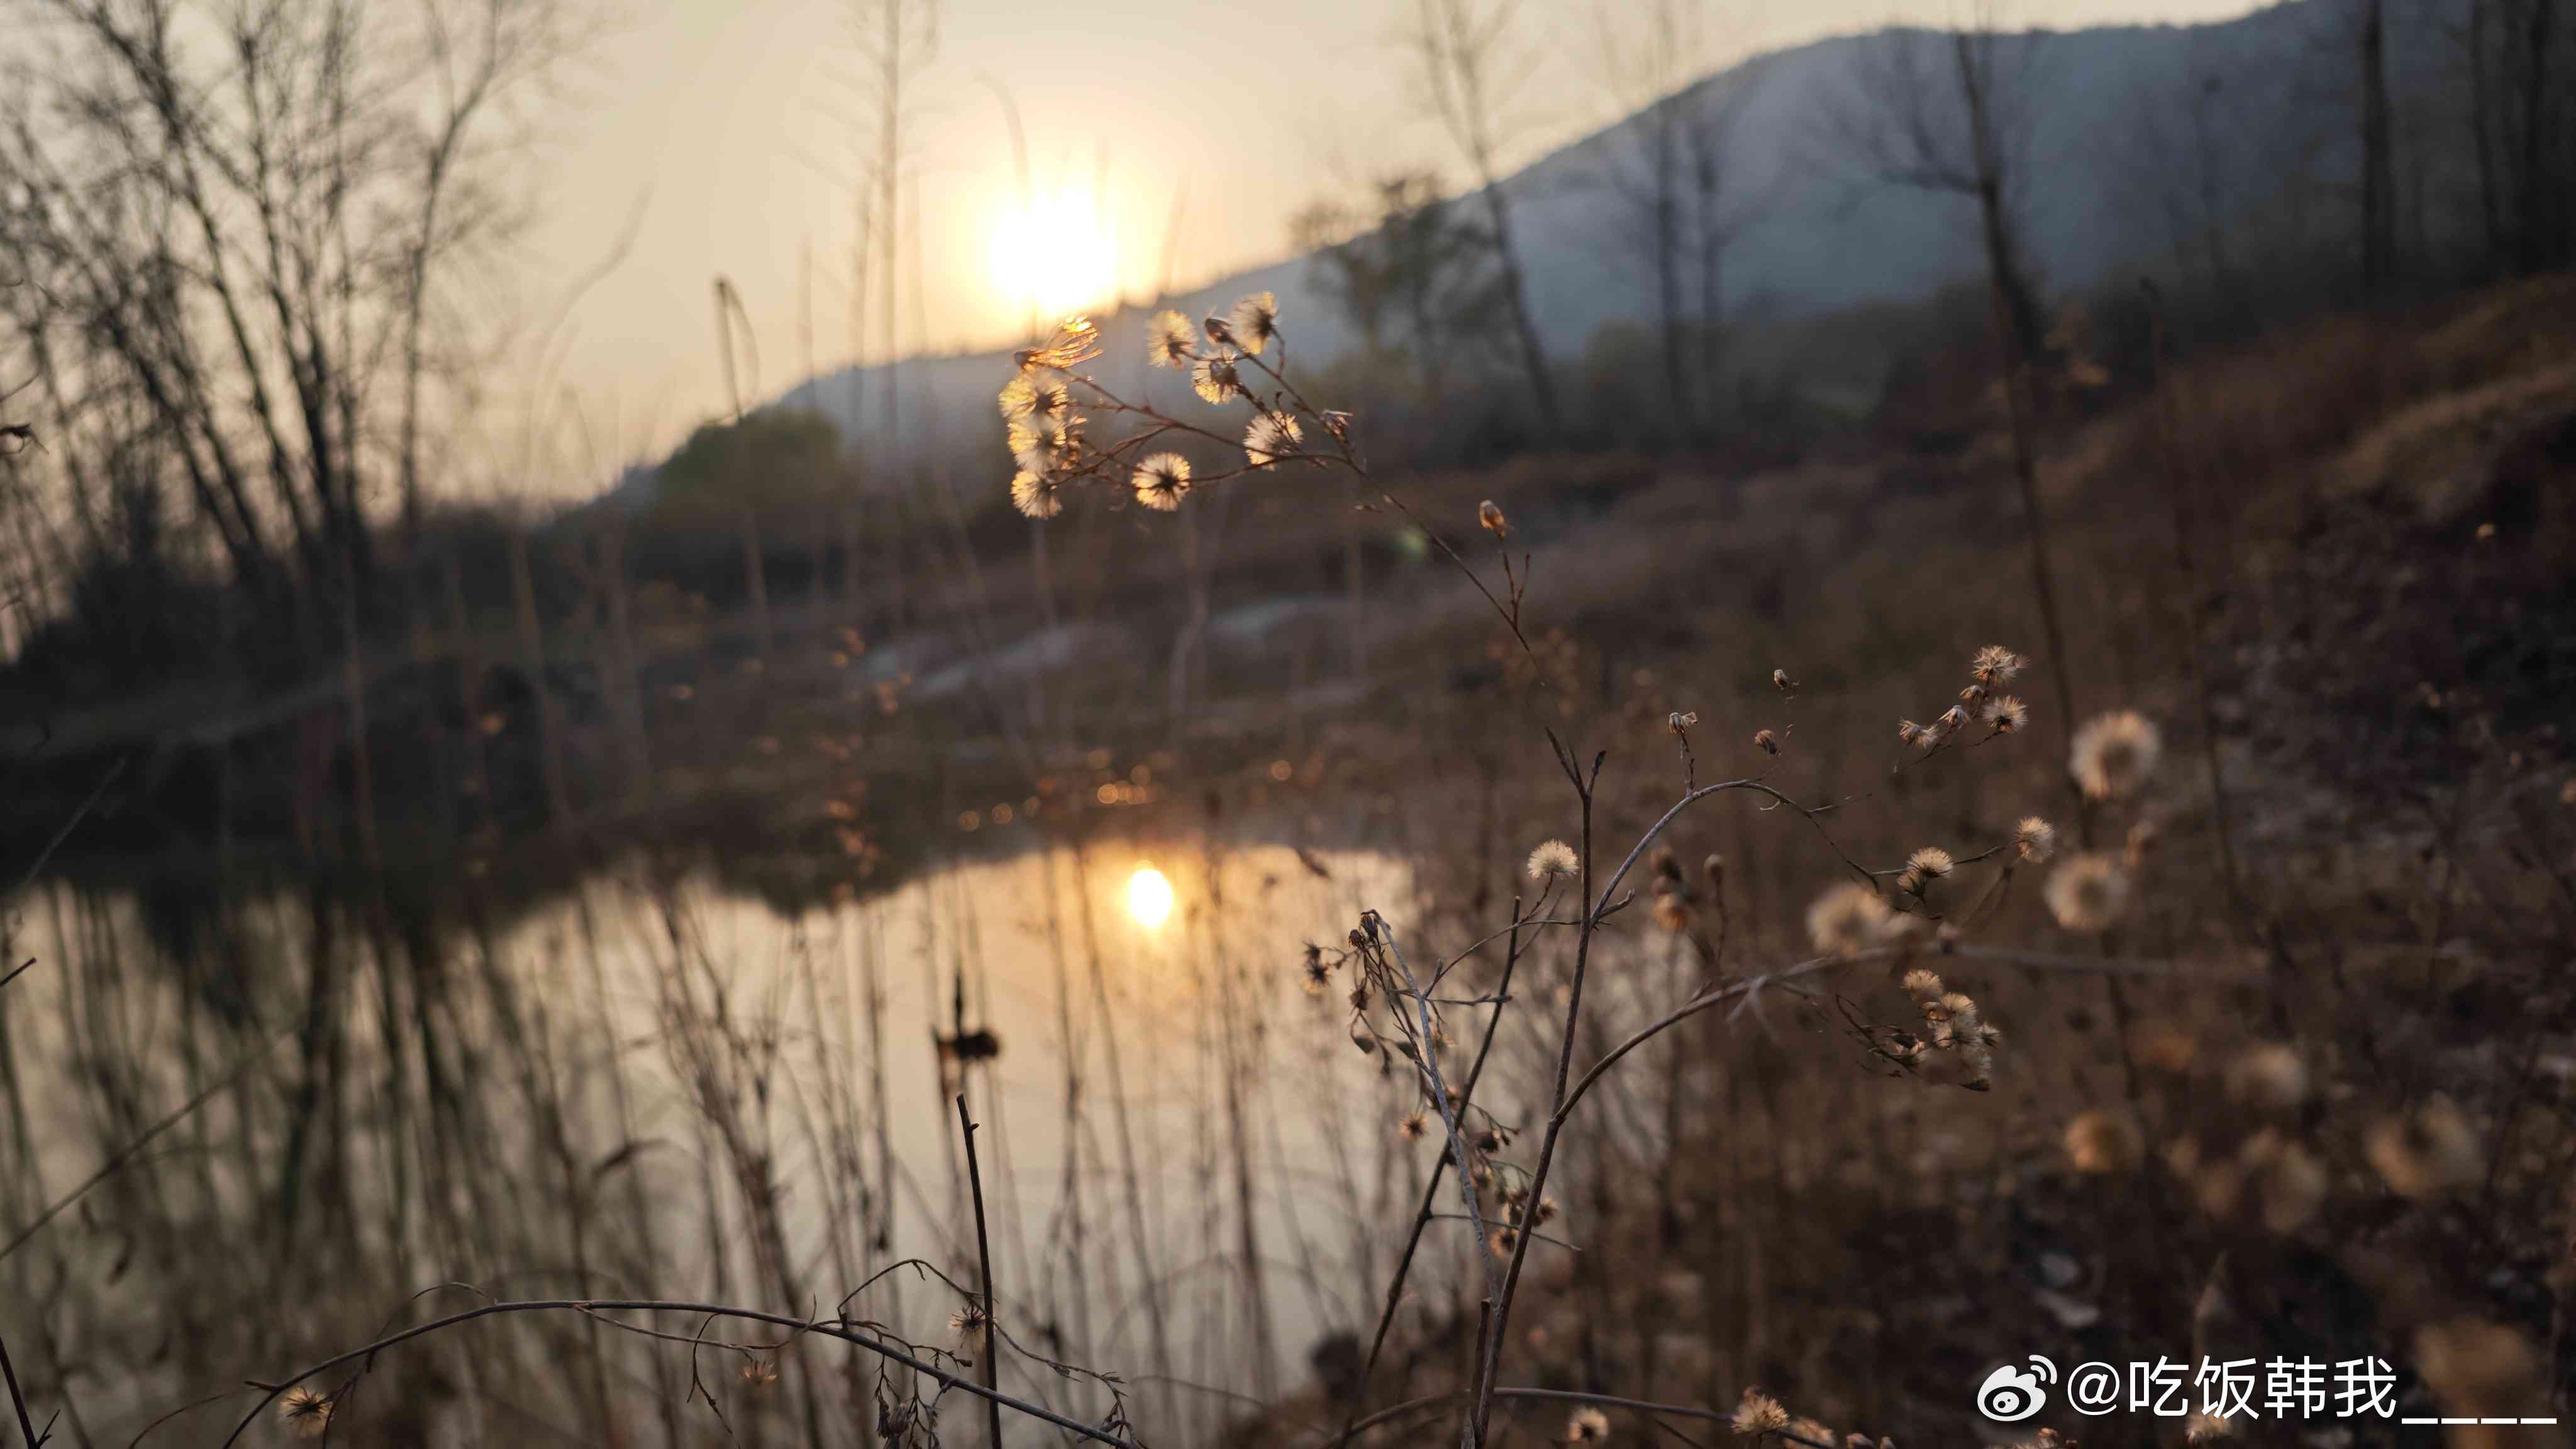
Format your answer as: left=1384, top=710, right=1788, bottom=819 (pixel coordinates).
left=1126, top=864, right=1174, bottom=930
left=991, top=184, right=1117, bottom=321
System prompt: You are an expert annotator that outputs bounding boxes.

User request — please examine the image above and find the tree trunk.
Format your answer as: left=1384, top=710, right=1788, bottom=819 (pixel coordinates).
left=1477, top=182, right=1562, bottom=441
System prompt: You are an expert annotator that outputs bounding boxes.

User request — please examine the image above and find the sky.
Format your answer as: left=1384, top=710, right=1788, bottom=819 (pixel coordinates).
left=516, top=0, right=2265, bottom=467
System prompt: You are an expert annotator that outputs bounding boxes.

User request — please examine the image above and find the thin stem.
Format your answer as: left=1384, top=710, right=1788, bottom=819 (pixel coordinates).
left=1331, top=902, right=1530, bottom=1447
left=957, top=1095, right=1006, bottom=1449
left=202, top=1300, right=1138, bottom=1449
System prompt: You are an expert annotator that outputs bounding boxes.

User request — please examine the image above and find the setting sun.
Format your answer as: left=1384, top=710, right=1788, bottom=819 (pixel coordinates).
left=991, top=184, right=1116, bottom=321
left=1125, top=864, right=1174, bottom=930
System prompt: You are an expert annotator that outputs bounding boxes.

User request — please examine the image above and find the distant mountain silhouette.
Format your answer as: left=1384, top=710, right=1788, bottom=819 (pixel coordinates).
left=743, top=0, right=2475, bottom=477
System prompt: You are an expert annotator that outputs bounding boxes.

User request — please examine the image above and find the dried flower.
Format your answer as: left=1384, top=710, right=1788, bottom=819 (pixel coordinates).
left=1225, top=291, right=1281, bottom=355
left=1489, top=1226, right=1519, bottom=1258
left=1010, top=469, right=1063, bottom=519
left=2224, top=1043, right=2307, bottom=1111
left=1668, top=710, right=1697, bottom=734
left=2014, top=816, right=2057, bottom=863
left=1771, top=668, right=1796, bottom=695
left=2043, top=853, right=2130, bottom=933
left=1983, top=696, right=2028, bottom=733
left=1567, top=1406, right=1613, bottom=1442
left=1972, top=645, right=2025, bottom=682
left=1009, top=414, right=1075, bottom=478
left=1899, top=846, right=1954, bottom=896
left=1397, top=1110, right=1428, bottom=1142
left=1146, top=309, right=1196, bottom=368
left=2069, top=710, right=2162, bottom=800
left=1244, top=410, right=1303, bottom=467
left=1191, top=348, right=1243, bottom=403
left=1480, top=499, right=1511, bottom=537
left=2365, top=1094, right=2481, bottom=1199
left=1732, top=1389, right=1790, bottom=1436
left=2064, top=1108, right=2145, bottom=1173
left=1901, top=967, right=1944, bottom=999
left=1016, top=316, right=1100, bottom=372
left=280, top=1387, right=333, bottom=1439
left=1754, top=728, right=1780, bottom=755
left=1898, top=718, right=1936, bottom=749
left=1807, top=882, right=1892, bottom=955
left=1527, top=839, right=1579, bottom=880
left=997, top=371, right=1071, bottom=423
left=1131, top=453, right=1192, bottom=511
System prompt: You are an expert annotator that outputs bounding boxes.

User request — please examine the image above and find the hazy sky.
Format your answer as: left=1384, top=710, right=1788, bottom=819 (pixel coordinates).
left=521, top=0, right=2262, bottom=465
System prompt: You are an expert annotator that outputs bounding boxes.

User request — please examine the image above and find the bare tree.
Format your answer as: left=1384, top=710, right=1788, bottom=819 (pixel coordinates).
left=1406, top=0, right=1562, bottom=440
left=1830, top=13, right=2082, bottom=787
left=1585, top=0, right=1762, bottom=441
left=1587, top=0, right=1701, bottom=438
left=0, top=0, right=577, bottom=621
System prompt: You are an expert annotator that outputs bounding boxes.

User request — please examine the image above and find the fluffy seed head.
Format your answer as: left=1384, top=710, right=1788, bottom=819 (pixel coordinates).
left=1191, top=348, right=1243, bottom=403
left=280, top=1387, right=332, bottom=1439
left=1807, top=882, right=1892, bottom=956
left=2044, top=853, right=2131, bottom=932
left=1984, top=696, right=2029, bottom=733
left=2014, top=816, right=2057, bottom=862
left=1567, top=1407, right=1612, bottom=1442
left=2224, top=1043, right=2308, bottom=1111
left=1147, top=309, right=1196, bottom=368
left=1131, top=453, right=1192, bottom=511
left=1480, top=499, right=1510, bottom=537
left=1754, top=728, right=1779, bottom=755
left=1527, top=839, right=1579, bottom=881
left=1225, top=291, right=1281, bottom=354
left=1972, top=645, right=2025, bottom=682
left=1016, top=316, right=1100, bottom=372
left=2365, top=1094, right=2482, bottom=1199
left=1010, top=470, right=1063, bottom=519
left=1244, top=410, right=1304, bottom=467
left=1732, top=1389, right=1789, bottom=1436
left=2070, top=709, right=2163, bottom=800
left=2065, top=1108, right=2145, bottom=1173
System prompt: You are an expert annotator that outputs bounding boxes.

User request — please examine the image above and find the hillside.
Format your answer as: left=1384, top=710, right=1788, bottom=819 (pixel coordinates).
left=758, top=0, right=2482, bottom=475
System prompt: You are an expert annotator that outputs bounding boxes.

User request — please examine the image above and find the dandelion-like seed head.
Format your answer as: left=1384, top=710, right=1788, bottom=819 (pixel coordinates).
left=1131, top=452, right=1192, bottom=511
left=1017, top=316, right=1100, bottom=373
left=1397, top=1109, right=1428, bottom=1142
left=997, top=371, right=1070, bottom=424
left=1901, top=967, right=1944, bottom=999
left=949, top=1299, right=992, bottom=1338
left=1732, top=1389, right=1790, bottom=1436
left=1010, top=413, right=1075, bottom=479
left=1567, top=1407, right=1613, bottom=1442
left=2070, top=709, right=2163, bottom=800
left=1526, top=839, right=1579, bottom=881
left=1480, top=499, right=1511, bottom=538
left=1807, top=882, right=1892, bottom=956
left=1191, top=348, right=1243, bottom=404
left=2014, top=816, right=2057, bottom=863
left=1010, top=469, right=1063, bottom=520
left=1898, top=719, right=1936, bottom=749
left=1972, top=645, right=2026, bottom=682
left=2224, top=1043, right=2308, bottom=1111
left=1489, top=1226, right=1519, bottom=1258
left=280, top=1387, right=333, bottom=1439
left=2064, top=1107, right=2145, bottom=1173
left=1984, top=696, right=2029, bottom=733
left=1245, top=410, right=1304, bottom=468
left=1225, top=291, right=1280, bottom=355
left=1901, top=847, right=1954, bottom=896
left=2044, top=852, right=2131, bottom=933
left=1146, top=309, right=1196, bottom=369
left=2365, top=1094, right=2482, bottom=1199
